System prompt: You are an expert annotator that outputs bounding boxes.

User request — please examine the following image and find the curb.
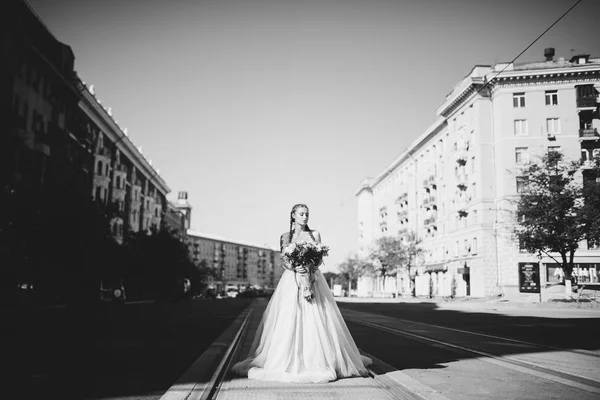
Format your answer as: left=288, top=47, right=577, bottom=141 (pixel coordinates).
left=159, top=301, right=254, bottom=400
left=362, top=350, right=452, bottom=400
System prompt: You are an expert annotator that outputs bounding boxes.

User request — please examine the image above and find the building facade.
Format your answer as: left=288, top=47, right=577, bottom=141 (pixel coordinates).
left=187, top=231, right=282, bottom=291
left=356, top=49, right=600, bottom=299
left=4, top=0, right=92, bottom=198
left=76, top=79, right=170, bottom=243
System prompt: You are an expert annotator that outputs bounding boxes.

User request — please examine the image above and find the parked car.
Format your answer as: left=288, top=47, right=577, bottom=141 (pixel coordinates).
left=226, top=288, right=239, bottom=298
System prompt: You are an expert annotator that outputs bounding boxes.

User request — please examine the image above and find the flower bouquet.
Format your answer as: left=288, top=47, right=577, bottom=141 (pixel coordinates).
left=282, top=241, right=330, bottom=302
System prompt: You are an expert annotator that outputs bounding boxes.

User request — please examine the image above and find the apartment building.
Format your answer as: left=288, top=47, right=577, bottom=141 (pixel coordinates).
left=5, top=0, right=172, bottom=244
left=187, top=231, right=282, bottom=291
left=356, top=49, right=600, bottom=299
left=77, top=79, right=170, bottom=242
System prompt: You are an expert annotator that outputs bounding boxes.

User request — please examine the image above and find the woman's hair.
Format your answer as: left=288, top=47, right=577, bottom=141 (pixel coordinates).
left=288, top=203, right=316, bottom=243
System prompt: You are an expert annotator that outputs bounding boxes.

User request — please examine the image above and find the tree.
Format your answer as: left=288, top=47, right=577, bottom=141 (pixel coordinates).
left=338, top=255, right=365, bottom=293
left=514, top=151, right=600, bottom=297
left=322, top=272, right=340, bottom=289
left=369, top=236, right=406, bottom=276
left=402, top=233, right=426, bottom=297
left=123, top=229, right=196, bottom=301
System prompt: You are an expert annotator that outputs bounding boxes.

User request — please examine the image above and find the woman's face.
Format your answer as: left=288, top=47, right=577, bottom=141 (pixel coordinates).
left=292, top=207, right=309, bottom=226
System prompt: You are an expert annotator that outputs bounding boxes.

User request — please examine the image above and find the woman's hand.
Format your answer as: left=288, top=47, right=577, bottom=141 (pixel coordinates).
left=295, top=265, right=308, bottom=274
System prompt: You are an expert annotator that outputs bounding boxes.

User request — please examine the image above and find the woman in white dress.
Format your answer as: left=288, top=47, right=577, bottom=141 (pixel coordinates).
left=232, top=204, right=372, bottom=383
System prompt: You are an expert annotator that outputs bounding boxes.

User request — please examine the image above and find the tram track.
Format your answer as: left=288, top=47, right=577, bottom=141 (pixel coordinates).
left=196, top=300, right=440, bottom=400
left=344, top=312, right=600, bottom=396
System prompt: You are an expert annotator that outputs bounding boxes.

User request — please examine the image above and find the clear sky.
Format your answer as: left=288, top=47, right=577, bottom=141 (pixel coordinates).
left=27, top=0, right=600, bottom=272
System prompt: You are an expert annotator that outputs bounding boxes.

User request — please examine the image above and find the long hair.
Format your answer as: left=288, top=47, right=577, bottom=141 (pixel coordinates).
left=288, top=204, right=316, bottom=243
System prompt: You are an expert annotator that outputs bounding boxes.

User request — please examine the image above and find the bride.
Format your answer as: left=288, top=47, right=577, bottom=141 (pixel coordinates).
left=231, top=203, right=372, bottom=383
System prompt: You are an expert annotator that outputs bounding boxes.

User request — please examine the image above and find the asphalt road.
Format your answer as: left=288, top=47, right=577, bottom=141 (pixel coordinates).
left=338, top=301, right=600, bottom=400
left=3, top=298, right=252, bottom=400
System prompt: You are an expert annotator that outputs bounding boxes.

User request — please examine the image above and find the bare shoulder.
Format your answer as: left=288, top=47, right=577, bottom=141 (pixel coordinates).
left=280, top=231, right=290, bottom=240
left=311, top=230, right=322, bottom=243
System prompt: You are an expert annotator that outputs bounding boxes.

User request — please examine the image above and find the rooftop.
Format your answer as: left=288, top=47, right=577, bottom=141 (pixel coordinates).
left=187, top=230, right=279, bottom=252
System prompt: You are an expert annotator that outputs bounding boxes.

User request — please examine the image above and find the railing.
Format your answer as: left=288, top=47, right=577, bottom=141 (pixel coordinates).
left=576, top=97, right=597, bottom=108
left=115, top=163, right=127, bottom=173
left=422, top=195, right=436, bottom=207
left=579, top=128, right=599, bottom=139
left=424, top=216, right=437, bottom=226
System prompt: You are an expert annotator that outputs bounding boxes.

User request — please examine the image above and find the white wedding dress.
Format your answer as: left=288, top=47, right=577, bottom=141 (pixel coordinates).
left=231, top=253, right=372, bottom=383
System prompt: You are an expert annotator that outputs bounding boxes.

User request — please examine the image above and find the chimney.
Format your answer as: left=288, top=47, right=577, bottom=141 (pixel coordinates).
left=544, top=47, right=555, bottom=61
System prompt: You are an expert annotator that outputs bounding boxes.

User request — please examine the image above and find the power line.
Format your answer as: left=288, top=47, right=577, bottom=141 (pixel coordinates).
left=475, top=0, right=585, bottom=97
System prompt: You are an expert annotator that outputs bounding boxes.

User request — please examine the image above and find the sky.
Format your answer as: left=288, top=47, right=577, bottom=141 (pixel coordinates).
left=27, top=0, right=600, bottom=272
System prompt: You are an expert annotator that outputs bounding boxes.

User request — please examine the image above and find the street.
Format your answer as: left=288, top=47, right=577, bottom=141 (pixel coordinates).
left=339, top=301, right=600, bottom=400
left=5, top=298, right=599, bottom=399
left=3, top=299, right=252, bottom=400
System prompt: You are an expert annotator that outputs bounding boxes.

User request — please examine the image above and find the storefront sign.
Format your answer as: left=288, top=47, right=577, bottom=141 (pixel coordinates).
left=519, top=262, right=540, bottom=293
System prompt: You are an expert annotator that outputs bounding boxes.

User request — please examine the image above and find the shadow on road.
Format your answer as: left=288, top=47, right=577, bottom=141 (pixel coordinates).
left=338, top=301, right=600, bottom=373
left=5, top=299, right=599, bottom=400
left=3, top=298, right=252, bottom=400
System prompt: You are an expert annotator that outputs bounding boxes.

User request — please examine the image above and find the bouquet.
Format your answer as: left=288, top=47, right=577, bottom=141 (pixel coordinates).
left=282, top=241, right=330, bottom=302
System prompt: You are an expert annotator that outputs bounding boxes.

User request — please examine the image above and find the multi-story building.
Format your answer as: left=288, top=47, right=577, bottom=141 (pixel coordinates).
left=76, top=79, right=170, bottom=242
left=356, top=48, right=600, bottom=299
left=5, top=0, right=93, bottom=198
left=5, top=0, right=171, bottom=244
left=187, top=231, right=282, bottom=291
left=163, top=191, right=193, bottom=237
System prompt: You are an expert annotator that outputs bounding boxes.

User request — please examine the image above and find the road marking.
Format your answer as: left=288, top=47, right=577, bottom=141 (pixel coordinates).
left=344, top=308, right=600, bottom=359
left=348, top=316, right=600, bottom=396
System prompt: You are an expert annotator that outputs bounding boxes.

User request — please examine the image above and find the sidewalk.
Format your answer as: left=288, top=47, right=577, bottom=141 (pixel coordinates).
left=336, top=294, right=600, bottom=311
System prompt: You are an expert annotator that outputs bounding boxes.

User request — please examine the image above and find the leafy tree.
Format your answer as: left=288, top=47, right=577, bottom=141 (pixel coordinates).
left=338, top=255, right=365, bottom=292
left=369, top=236, right=407, bottom=277
left=322, top=272, right=340, bottom=289
left=514, top=151, right=600, bottom=296
left=123, top=229, right=196, bottom=301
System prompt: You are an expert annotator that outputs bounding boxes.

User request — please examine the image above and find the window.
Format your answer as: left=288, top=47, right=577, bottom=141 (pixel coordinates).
left=96, top=161, right=103, bottom=176
left=515, top=147, right=529, bottom=164
left=547, top=118, right=560, bottom=134
left=516, top=176, right=528, bottom=193
left=513, top=93, right=525, bottom=108
left=471, top=157, right=476, bottom=173
left=545, top=90, right=558, bottom=105
left=514, top=119, right=528, bottom=135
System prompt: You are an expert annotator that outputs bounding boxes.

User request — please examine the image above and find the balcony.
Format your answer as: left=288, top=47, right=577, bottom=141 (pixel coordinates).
left=579, top=128, right=600, bottom=140
left=576, top=96, right=597, bottom=109
left=395, top=193, right=408, bottom=206
left=397, top=209, right=409, bottom=221
left=581, top=160, right=597, bottom=169
left=424, top=215, right=437, bottom=227
left=422, top=195, right=436, bottom=208
left=115, top=163, right=127, bottom=173
left=423, top=175, right=436, bottom=188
